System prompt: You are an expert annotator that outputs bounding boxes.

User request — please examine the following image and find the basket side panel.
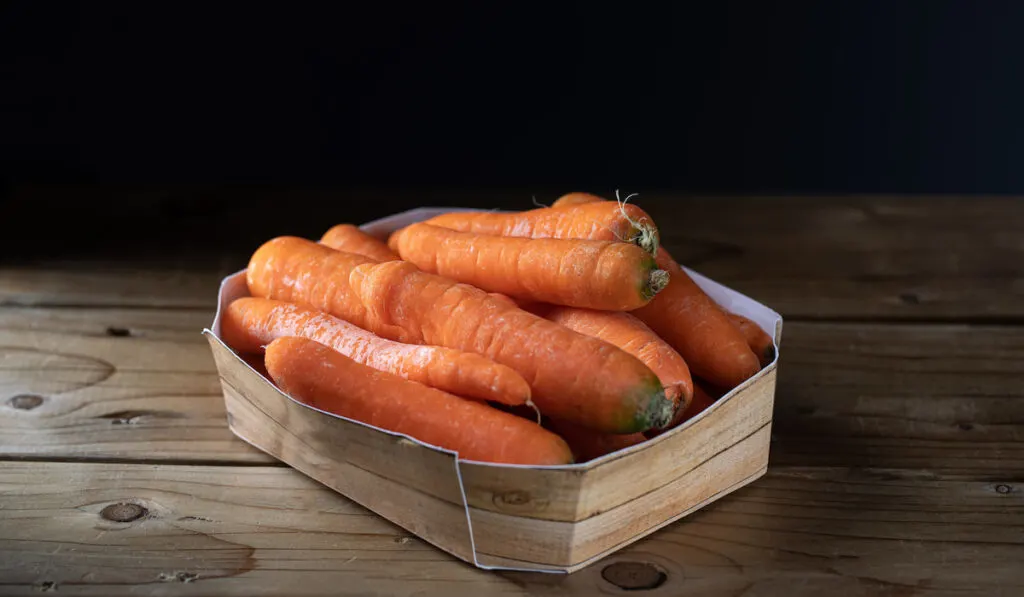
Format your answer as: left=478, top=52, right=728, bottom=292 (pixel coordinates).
left=206, top=333, right=477, bottom=565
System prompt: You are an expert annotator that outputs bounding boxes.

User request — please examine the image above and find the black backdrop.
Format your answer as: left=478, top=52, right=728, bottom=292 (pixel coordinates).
left=4, top=1, right=1024, bottom=199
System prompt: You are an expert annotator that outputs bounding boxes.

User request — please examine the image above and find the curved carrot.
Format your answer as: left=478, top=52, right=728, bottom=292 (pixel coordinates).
left=425, top=201, right=660, bottom=255
left=634, top=248, right=761, bottom=389
left=728, top=313, right=775, bottom=367
left=544, top=417, right=648, bottom=462
left=539, top=306, right=692, bottom=411
left=389, top=223, right=668, bottom=311
left=265, top=337, right=573, bottom=465
left=221, top=297, right=531, bottom=406
left=247, top=237, right=674, bottom=433
left=320, top=224, right=399, bottom=262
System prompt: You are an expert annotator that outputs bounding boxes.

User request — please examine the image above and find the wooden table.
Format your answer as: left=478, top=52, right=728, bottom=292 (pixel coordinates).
left=2, top=194, right=1022, bottom=595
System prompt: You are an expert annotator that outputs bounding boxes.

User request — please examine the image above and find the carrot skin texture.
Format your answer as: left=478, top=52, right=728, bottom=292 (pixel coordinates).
left=728, top=312, right=775, bottom=367
left=389, top=223, right=666, bottom=311
left=246, top=237, right=673, bottom=433
left=545, top=417, right=648, bottom=462
left=320, top=224, right=399, bottom=262
left=264, top=337, right=573, bottom=466
left=425, top=201, right=660, bottom=255
left=221, top=297, right=531, bottom=406
left=540, top=306, right=692, bottom=411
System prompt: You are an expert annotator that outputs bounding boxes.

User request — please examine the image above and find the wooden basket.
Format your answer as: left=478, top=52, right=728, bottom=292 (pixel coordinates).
left=203, top=208, right=782, bottom=573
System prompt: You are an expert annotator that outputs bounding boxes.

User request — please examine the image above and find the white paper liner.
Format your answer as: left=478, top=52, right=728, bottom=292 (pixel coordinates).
left=204, top=207, right=783, bottom=572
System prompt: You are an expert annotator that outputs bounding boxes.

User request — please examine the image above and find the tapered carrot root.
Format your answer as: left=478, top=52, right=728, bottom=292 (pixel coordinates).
left=728, top=313, right=775, bottom=367
left=222, top=297, right=531, bottom=405
left=634, top=248, right=761, bottom=388
left=265, top=337, right=573, bottom=465
left=425, top=201, right=660, bottom=255
left=389, top=223, right=668, bottom=311
left=320, top=224, right=399, bottom=261
left=544, top=417, right=648, bottom=462
left=247, top=237, right=674, bottom=433
left=538, top=306, right=692, bottom=411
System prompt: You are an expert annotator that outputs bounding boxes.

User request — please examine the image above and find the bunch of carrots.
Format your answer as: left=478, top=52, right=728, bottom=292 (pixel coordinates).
left=225, top=192, right=775, bottom=466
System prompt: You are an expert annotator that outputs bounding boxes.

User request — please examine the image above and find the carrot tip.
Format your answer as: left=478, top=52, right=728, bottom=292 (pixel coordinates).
left=643, top=388, right=676, bottom=431
left=645, top=269, right=670, bottom=300
left=615, top=189, right=660, bottom=255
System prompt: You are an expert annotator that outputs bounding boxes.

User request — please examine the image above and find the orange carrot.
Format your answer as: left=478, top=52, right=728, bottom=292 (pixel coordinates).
left=538, top=306, right=692, bottom=411
left=265, top=337, right=573, bottom=465
left=551, top=191, right=607, bottom=208
left=544, top=417, right=648, bottom=462
left=320, top=224, right=399, bottom=262
left=425, top=201, right=660, bottom=255
left=634, top=248, right=761, bottom=389
left=728, top=313, right=775, bottom=367
left=247, top=236, right=674, bottom=433
left=388, top=223, right=668, bottom=311
left=221, top=297, right=531, bottom=406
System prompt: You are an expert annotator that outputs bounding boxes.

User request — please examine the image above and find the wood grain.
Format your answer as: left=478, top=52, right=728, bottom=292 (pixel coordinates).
left=1, top=461, right=1020, bottom=596
left=4, top=195, right=1021, bottom=319
left=773, top=321, right=1024, bottom=475
left=0, top=307, right=269, bottom=463
left=638, top=195, right=1024, bottom=321
left=4, top=307, right=1023, bottom=475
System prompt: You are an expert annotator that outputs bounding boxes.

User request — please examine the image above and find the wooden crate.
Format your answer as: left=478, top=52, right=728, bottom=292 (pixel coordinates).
left=203, top=208, right=781, bottom=573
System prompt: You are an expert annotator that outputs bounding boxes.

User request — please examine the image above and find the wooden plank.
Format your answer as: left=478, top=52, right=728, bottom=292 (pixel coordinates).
left=0, top=307, right=270, bottom=463
left=3, top=306, right=1023, bottom=475
left=1, top=461, right=1020, bottom=595
left=771, top=321, right=1024, bottom=475
left=638, top=195, right=1024, bottom=320
left=4, top=194, right=1022, bottom=319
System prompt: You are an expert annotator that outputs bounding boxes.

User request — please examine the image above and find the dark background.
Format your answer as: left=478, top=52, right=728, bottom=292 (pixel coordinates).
left=2, top=1, right=1023, bottom=255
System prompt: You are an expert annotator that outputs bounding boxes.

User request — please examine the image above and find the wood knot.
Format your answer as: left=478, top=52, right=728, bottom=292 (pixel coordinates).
left=995, top=484, right=1013, bottom=495
left=601, top=561, right=668, bottom=591
left=100, top=502, right=148, bottom=522
left=32, top=580, right=58, bottom=592
left=158, top=571, right=197, bottom=583
left=898, top=292, right=920, bottom=305
left=8, top=394, right=44, bottom=410
left=105, top=326, right=132, bottom=337
left=957, top=422, right=974, bottom=431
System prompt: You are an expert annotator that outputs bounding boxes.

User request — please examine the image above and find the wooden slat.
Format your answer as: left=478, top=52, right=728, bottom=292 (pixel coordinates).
left=772, top=321, right=1024, bottom=475
left=3, top=307, right=1023, bottom=475
left=0, top=461, right=1020, bottom=596
left=4, top=194, right=1022, bottom=319
left=0, top=307, right=270, bottom=463
left=640, top=195, right=1024, bottom=320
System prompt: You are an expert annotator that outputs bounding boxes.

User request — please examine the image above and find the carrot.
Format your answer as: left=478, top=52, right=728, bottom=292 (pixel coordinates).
left=388, top=223, right=668, bottom=311
left=728, top=312, right=775, bottom=367
left=544, top=417, right=648, bottom=462
left=264, top=337, right=573, bottom=465
left=221, top=297, right=531, bottom=406
left=247, top=236, right=674, bottom=433
left=425, top=201, right=660, bottom=255
left=633, top=248, right=761, bottom=388
left=537, top=306, right=693, bottom=411
left=320, top=224, right=399, bottom=261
